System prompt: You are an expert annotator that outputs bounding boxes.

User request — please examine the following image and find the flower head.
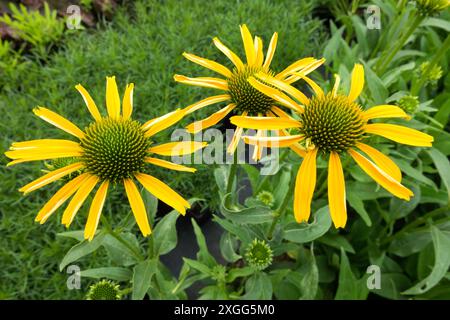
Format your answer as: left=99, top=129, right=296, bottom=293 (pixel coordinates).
left=232, top=64, right=434, bottom=228
left=398, top=95, right=420, bottom=114
left=417, top=61, right=443, bottom=86
left=5, top=76, right=206, bottom=240
left=174, top=24, right=324, bottom=160
left=257, top=190, right=275, bottom=207
left=245, top=239, right=273, bottom=270
left=87, top=279, right=121, bottom=300
left=414, top=0, right=450, bottom=16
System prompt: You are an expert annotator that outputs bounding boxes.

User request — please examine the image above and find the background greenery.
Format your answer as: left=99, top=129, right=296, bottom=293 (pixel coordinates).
left=0, top=0, right=326, bottom=299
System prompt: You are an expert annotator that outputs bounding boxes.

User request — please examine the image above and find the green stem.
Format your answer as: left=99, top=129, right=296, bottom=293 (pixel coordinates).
left=376, top=14, right=424, bottom=75
left=226, top=151, right=238, bottom=195
left=268, top=174, right=296, bottom=239
left=411, top=34, right=450, bottom=95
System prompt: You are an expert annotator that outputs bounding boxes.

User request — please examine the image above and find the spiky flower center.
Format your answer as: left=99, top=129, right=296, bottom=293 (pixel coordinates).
left=245, top=239, right=273, bottom=270
left=228, top=66, right=274, bottom=114
left=301, top=93, right=366, bottom=153
left=81, top=118, right=150, bottom=183
left=87, top=280, right=121, bottom=300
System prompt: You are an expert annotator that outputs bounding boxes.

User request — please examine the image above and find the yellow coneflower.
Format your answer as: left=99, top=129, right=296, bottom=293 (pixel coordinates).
left=174, top=24, right=324, bottom=160
left=5, top=77, right=206, bottom=240
left=231, top=64, right=434, bottom=228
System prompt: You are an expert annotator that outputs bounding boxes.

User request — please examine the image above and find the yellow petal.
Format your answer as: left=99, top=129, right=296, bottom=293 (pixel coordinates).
left=240, top=24, right=256, bottom=66
left=328, top=152, right=347, bottom=228
left=174, top=75, right=228, bottom=91
left=6, top=143, right=82, bottom=158
left=149, top=141, right=207, bottom=156
left=275, top=57, right=317, bottom=80
left=284, top=58, right=326, bottom=84
left=75, top=84, right=102, bottom=121
left=183, top=52, right=232, bottom=78
left=294, top=148, right=318, bottom=222
left=35, top=173, right=90, bottom=224
left=243, top=133, right=304, bottom=147
left=251, top=128, right=264, bottom=161
left=135, top=173, right=190, bottom=215
left=365, top=123, right=434, bottom=147
left=186, top=103, right=236, bottom=133
left=348, top=64, right=364, bottom=101
left=122, top=83, right=134, bottom=120
left=356, top=142, right=402, bottom=182
left=263, top=32, right=278, bottom=69
left=5, top=149, right=83, bottom=161
left=249, top=77, right=304, bottom=112
left=213, top=37, right=244, bottom=70
left=19, top=162, right=84, bottom=194
left=183, top=94, right=231, bottom=114
left=61, top=174, right=99, bottom=227
left=5, top=153, right=81, bottom=166
left=143, top=109, right=185, bottom=137
left=145, top=157, right=196, bottom=173
left=290, top=73, right=324, bottom=97
left=230, top=116, right=301, bottom=130
left=227, top=126, right=244, bottom=154
left=254, top=73, right=309, bottom=105
left=124, top=178, right=151, bottom=236
left=332, top=74, right=341, bottom=97
left=33, top=107, right=84, bottom=139
left=269, top=106, right=297, bottom=120
left=348, top=149, right=413, bottom=200
left=278, top=129, right=307, bottom=158
left=254, top=36, right=264, bottom=67
left=363, top=105, right=410, bottom=121
left=10, top=139, right=80, bottom=150
left=84, top=180, right=109, bottom=241
left=106, top=76, right=121, bottom=118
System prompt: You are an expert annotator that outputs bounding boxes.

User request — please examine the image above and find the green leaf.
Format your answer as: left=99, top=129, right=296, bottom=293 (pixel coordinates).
left=318, top=234, right=356, bottom=254
left=389, top=184, right=421, bottom=220
left=192, top=218, right=217, bottom=267
left=221, top=194, right=274, bottom=224
left=396, top=159, right=437, bottom=189
left=388, top=229, right=432, bottom=257
left=372, top=273, right=412, bottom=299
left=220, top=232, right=241, bottom=263
left=56, top=230, right=84, bottom=241
left=242, top=272, right=273, bottom=300
left=241, top=164, right=260, bottom=193
left=421, top=17, right=450, bottom=32
left=226, top=267, right=254, bottom=283
left=283, top=206, right=332, bottom=243
left=103, top=232, right=141, bottom=266
left=59, top=231, right=107, bottom=271
left=298, top=249, right=319, bottom=299
left=363, top=63, right=388, bottom=104
left=132, top=259, right=158, bottom=300
left=80, top=267, right=132, bottom=281
left=427, top=148, right=450, bottom=203
left=183, top=258, right=213, bottom=276
left=335, top=248, right=369, bottom=300
left=212, top=215, right=252, bottom=244
left=347, top=192, right=372, bottom=226
left=403, top=227, right=450, bottom=295
left=152, top=210, right=179, bottom=256
left=142, top=189, right=158, bottom=223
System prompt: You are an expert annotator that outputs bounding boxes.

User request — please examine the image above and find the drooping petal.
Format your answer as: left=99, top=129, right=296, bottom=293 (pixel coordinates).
left=290, top=72, right=324, bottom=97
left=183, top=52, right=232, bottom=78
left=75, top=84, right=102, bottom=121
left=143, top=109, right=185, bottom=138
left=122, top=83, right=134, bottom=120
left=186, top=103, right=236, bottom=133
left=248, top=77, right=304, bottom=112
left=61, top=174, right=99, bottom=227
left=263, top=32, right=278, bottom=69
left=363, top=105, right=410, bottom=121
left=84, top=180, right=109, bottom=241
left=35, top=173, right=90, bottom=224
left=284, top=58, right=326, bottom=84
left=348, top=64, right=364, bottom=101
left=240, top=24, right=256, bottom=66
left=106, top=76, right=121, bottom=119
left=294, top=148, right=318, bottom=223
left=348, top=149, right=413, bottom=200
left=145, top=157, right=196, bottom=173
left=275, top=57, right=317, bottom=80
left=230, top=116, right=301, bottom=130
left=278, top=129, right=306, bottom=158
left=173, top=75, right=228, bottom=91
left=19, top=162, right=84, bottom=194
left=33, top=107, right=85, bottom=139
left=254, top=73, right=309, bottom=105
left=356, top=142, right=402, bottom=182
left=243, top=134, right=304, bottom=147
left=149, top=141, right=207, bottom=156
left=123, top=178, right=151, bottom=236
left=183, top=94, right=231, bottom=114
left=135, top=173, right=190, bottom=215
left=213, top=37, right=244, bottom=70
left=328, top=152, right=347, bottom=228
left=365, top=123, right=434, bottom=147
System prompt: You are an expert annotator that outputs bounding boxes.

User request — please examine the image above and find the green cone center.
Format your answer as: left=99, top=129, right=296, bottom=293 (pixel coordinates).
left=301, top=93, right=366, bottom=153
left=80, top=118, right=150, bottom=183
left=228, top=66, right=274, bottom=114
